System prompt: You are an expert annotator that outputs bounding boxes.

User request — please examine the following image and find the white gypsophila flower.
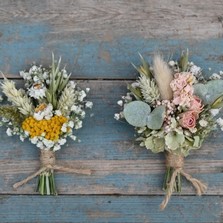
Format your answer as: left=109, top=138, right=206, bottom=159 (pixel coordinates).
left=55, top=110, right=62, bottom=116
left=43, top=72, right=49, bottom=79
left=62, top=69, right=68, bottom=78
left=210, top=73, right=221, bottom=80
left=168, top=61, right=175, bottom=66
left=29, top=65, right=38, bottom=73
left=86, top=88, right=90, bottom=93
left=19, top=135, right=25, bottom=142
left=78, top=90, right=87, bottom=101
left=61, top=123, right=68, bottom=132
left=69, top=81, right=76, bottom=89
left=70, top=135, right=77, bottom=141
left=6, top=128, right=13, bottom=136
left=114, top=113, right=120, bottom=120
left=80, top=111, right=86, bottom=118
left=53, top=144, right=61, bottom=151
left=34, top=112, right=44, bottom=121
left=36, top=141, right=43, bottom=148
left=75, top=120, right=82, bottom=129
left=20, top=71, right=32, bottom=80
left=117, top=100, right=123, bottom=106
left=68, top=121, right=74, bottom=128
left=71, top=105, right=82, bottom=113
left=190, top=65, right=201, bottom=76
left=24, top=131, right=29, bottom=136
left=42, top=139, right=54, bottom=148
left=31, top=137, right=38, bottom=144
left=85, top=101, right=93, bottom=109
left=199, top=119, right=208, bottom=127
left=29, top=83, right=46, bottom=99
left=210, top=109, right=220, bottom=117
left=59, top=138, right=66, bottom=145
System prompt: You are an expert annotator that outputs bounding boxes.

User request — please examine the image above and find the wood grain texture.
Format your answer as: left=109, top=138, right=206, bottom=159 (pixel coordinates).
left=0, top=0, right=223, bottom=77
left=0, top=195, right=222, bottom=223
left=0, top=0, right=223, bottom=222
left=0, top=80, right=222, bottom=195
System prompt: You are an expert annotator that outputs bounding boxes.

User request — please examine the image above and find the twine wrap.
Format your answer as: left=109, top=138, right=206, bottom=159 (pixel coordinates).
left=13, top=150, right=92, bottom=189
left=160, top=152, right=207, bottom=210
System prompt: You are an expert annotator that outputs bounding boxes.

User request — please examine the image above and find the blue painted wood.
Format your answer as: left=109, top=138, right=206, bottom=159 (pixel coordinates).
left=0, top=195, right=222, bottom=223
left=0, top=22, right=223, bottom=79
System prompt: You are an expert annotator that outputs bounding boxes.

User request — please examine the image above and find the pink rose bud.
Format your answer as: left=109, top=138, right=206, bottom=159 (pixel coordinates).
left=179, top=111, right=197, bottom=129
left=189, top=96, right=203, bottom=114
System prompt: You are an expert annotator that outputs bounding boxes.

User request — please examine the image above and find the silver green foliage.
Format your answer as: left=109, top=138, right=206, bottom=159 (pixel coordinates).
left=123, top=101, right=151, bottom=127
left=193, top=80, right=223, bottom=104
left=146, top=105, right=165, bottom=130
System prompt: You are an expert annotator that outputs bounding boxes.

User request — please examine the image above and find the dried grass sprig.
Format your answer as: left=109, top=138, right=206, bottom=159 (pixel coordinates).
left=138, top=74, right=160, bottom=103
left=153, top=54, right=173, bottom=100
left=1, top=79, right=33, bottom=115
left=57, top=84, right=77, bottom=116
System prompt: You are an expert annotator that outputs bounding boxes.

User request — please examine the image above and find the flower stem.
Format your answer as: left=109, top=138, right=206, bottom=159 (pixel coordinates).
left=37, top=170, right=57, bottom=195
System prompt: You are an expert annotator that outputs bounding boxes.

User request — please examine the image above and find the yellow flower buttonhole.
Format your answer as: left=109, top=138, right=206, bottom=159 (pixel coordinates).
left=22, top=115, right=68, bottom=141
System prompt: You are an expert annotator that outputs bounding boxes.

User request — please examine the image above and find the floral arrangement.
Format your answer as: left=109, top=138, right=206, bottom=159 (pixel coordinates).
left=115, top=51, right=223, bottom=209
left=0, top=54, right=93, bottom=195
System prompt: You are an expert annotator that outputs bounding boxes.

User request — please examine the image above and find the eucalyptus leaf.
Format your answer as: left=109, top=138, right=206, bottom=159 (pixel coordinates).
left=165, top=131, right=185, bottom=150
left=193, top=80, right=223, bottom=104
left=146, top=105, right=165, bottom=130
left=123, top=101, right=151, bottom=127
left=145, top=136, right=165, bottom=153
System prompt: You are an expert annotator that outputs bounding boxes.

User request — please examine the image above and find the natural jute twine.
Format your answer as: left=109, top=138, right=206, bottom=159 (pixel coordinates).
left=13, top=150, right=92, bottom=189
left=160, top=152, right=207, bottom=210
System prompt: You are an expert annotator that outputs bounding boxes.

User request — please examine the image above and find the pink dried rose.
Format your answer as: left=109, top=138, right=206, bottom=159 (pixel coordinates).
left=179, top=111, right=197, bottom=129
left=189, top=95, right=203, bottom=114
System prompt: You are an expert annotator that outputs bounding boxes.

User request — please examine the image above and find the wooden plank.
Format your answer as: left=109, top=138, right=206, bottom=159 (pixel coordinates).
left=0, top=80, right=222, bottom=195
left=0, top=195, right=222, bottom=223
left=0, top=1, right=222, bottom=78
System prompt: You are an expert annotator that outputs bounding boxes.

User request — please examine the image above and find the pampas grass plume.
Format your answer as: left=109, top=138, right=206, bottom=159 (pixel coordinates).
left=153, top=54, right=173, bottom=100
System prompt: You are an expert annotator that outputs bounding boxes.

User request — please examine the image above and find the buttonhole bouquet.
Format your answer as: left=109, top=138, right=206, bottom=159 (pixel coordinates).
left=0, top=54, right=93, bottom=195
left=115, top=51, right=223, bottom=209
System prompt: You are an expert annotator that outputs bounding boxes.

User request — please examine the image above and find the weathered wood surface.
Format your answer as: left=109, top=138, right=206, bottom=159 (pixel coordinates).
left=0, top=80, right=223, bottom=196
left=0, top=0, right=223, bottom=222
left=0, top=195, right=222, bottom=223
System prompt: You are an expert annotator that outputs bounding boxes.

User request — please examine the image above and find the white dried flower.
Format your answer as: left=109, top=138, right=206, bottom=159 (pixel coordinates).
left=190, top=65, right=201, bottom=76
left=70, top=135, right=77, bottom=141
left=199, top=119, right=208, bottom=127
left=68, top=121, right=74, bottom=128
left=210, top=73, right=221, bottom=80
left=55, top=110, right=62, bottom=116
left=114, top=113, right=120, bottom=120
left=34, top=104, right=53, bottom=121
left=53, top=144, right=61, bottom=151
left=86, top=88, right=90, bottom=93
left=86, top=101, right=93, bottom=109
left=75, top=120, right=82, bottom=129
left=61, top=123, right=68, bottom=132
left=42, top=139, right=54, bottom=148
left=78, top=90, right=86, bottom=101
left=28, top=83, right=46, bottom=99
left=117, top=100, right=123, bottom=106
left=168, top=61, right=175, bottom=66
left=31, top=137, right=38, bottom=144
left=59, top=138, right=66, bottom=145
left=6, top=128, right=13, bottom=136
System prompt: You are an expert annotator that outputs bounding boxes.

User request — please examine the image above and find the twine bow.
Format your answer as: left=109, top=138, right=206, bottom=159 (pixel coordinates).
left=160, top=152, right=207, bottom=210
left=13, top=150, right=92, bottom=189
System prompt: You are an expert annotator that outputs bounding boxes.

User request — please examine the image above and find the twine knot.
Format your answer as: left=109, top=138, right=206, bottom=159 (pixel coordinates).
left=40, top=150, right=56, bottom=168
left=13, top=149, right=92, bottom=190
left=166, top=153, right=184, bottom=169
left=160, top=152, right=207, bottom=210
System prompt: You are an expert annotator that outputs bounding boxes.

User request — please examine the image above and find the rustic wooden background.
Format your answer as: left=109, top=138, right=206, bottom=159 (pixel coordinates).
left=0, top=0, right=223, bottom=222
